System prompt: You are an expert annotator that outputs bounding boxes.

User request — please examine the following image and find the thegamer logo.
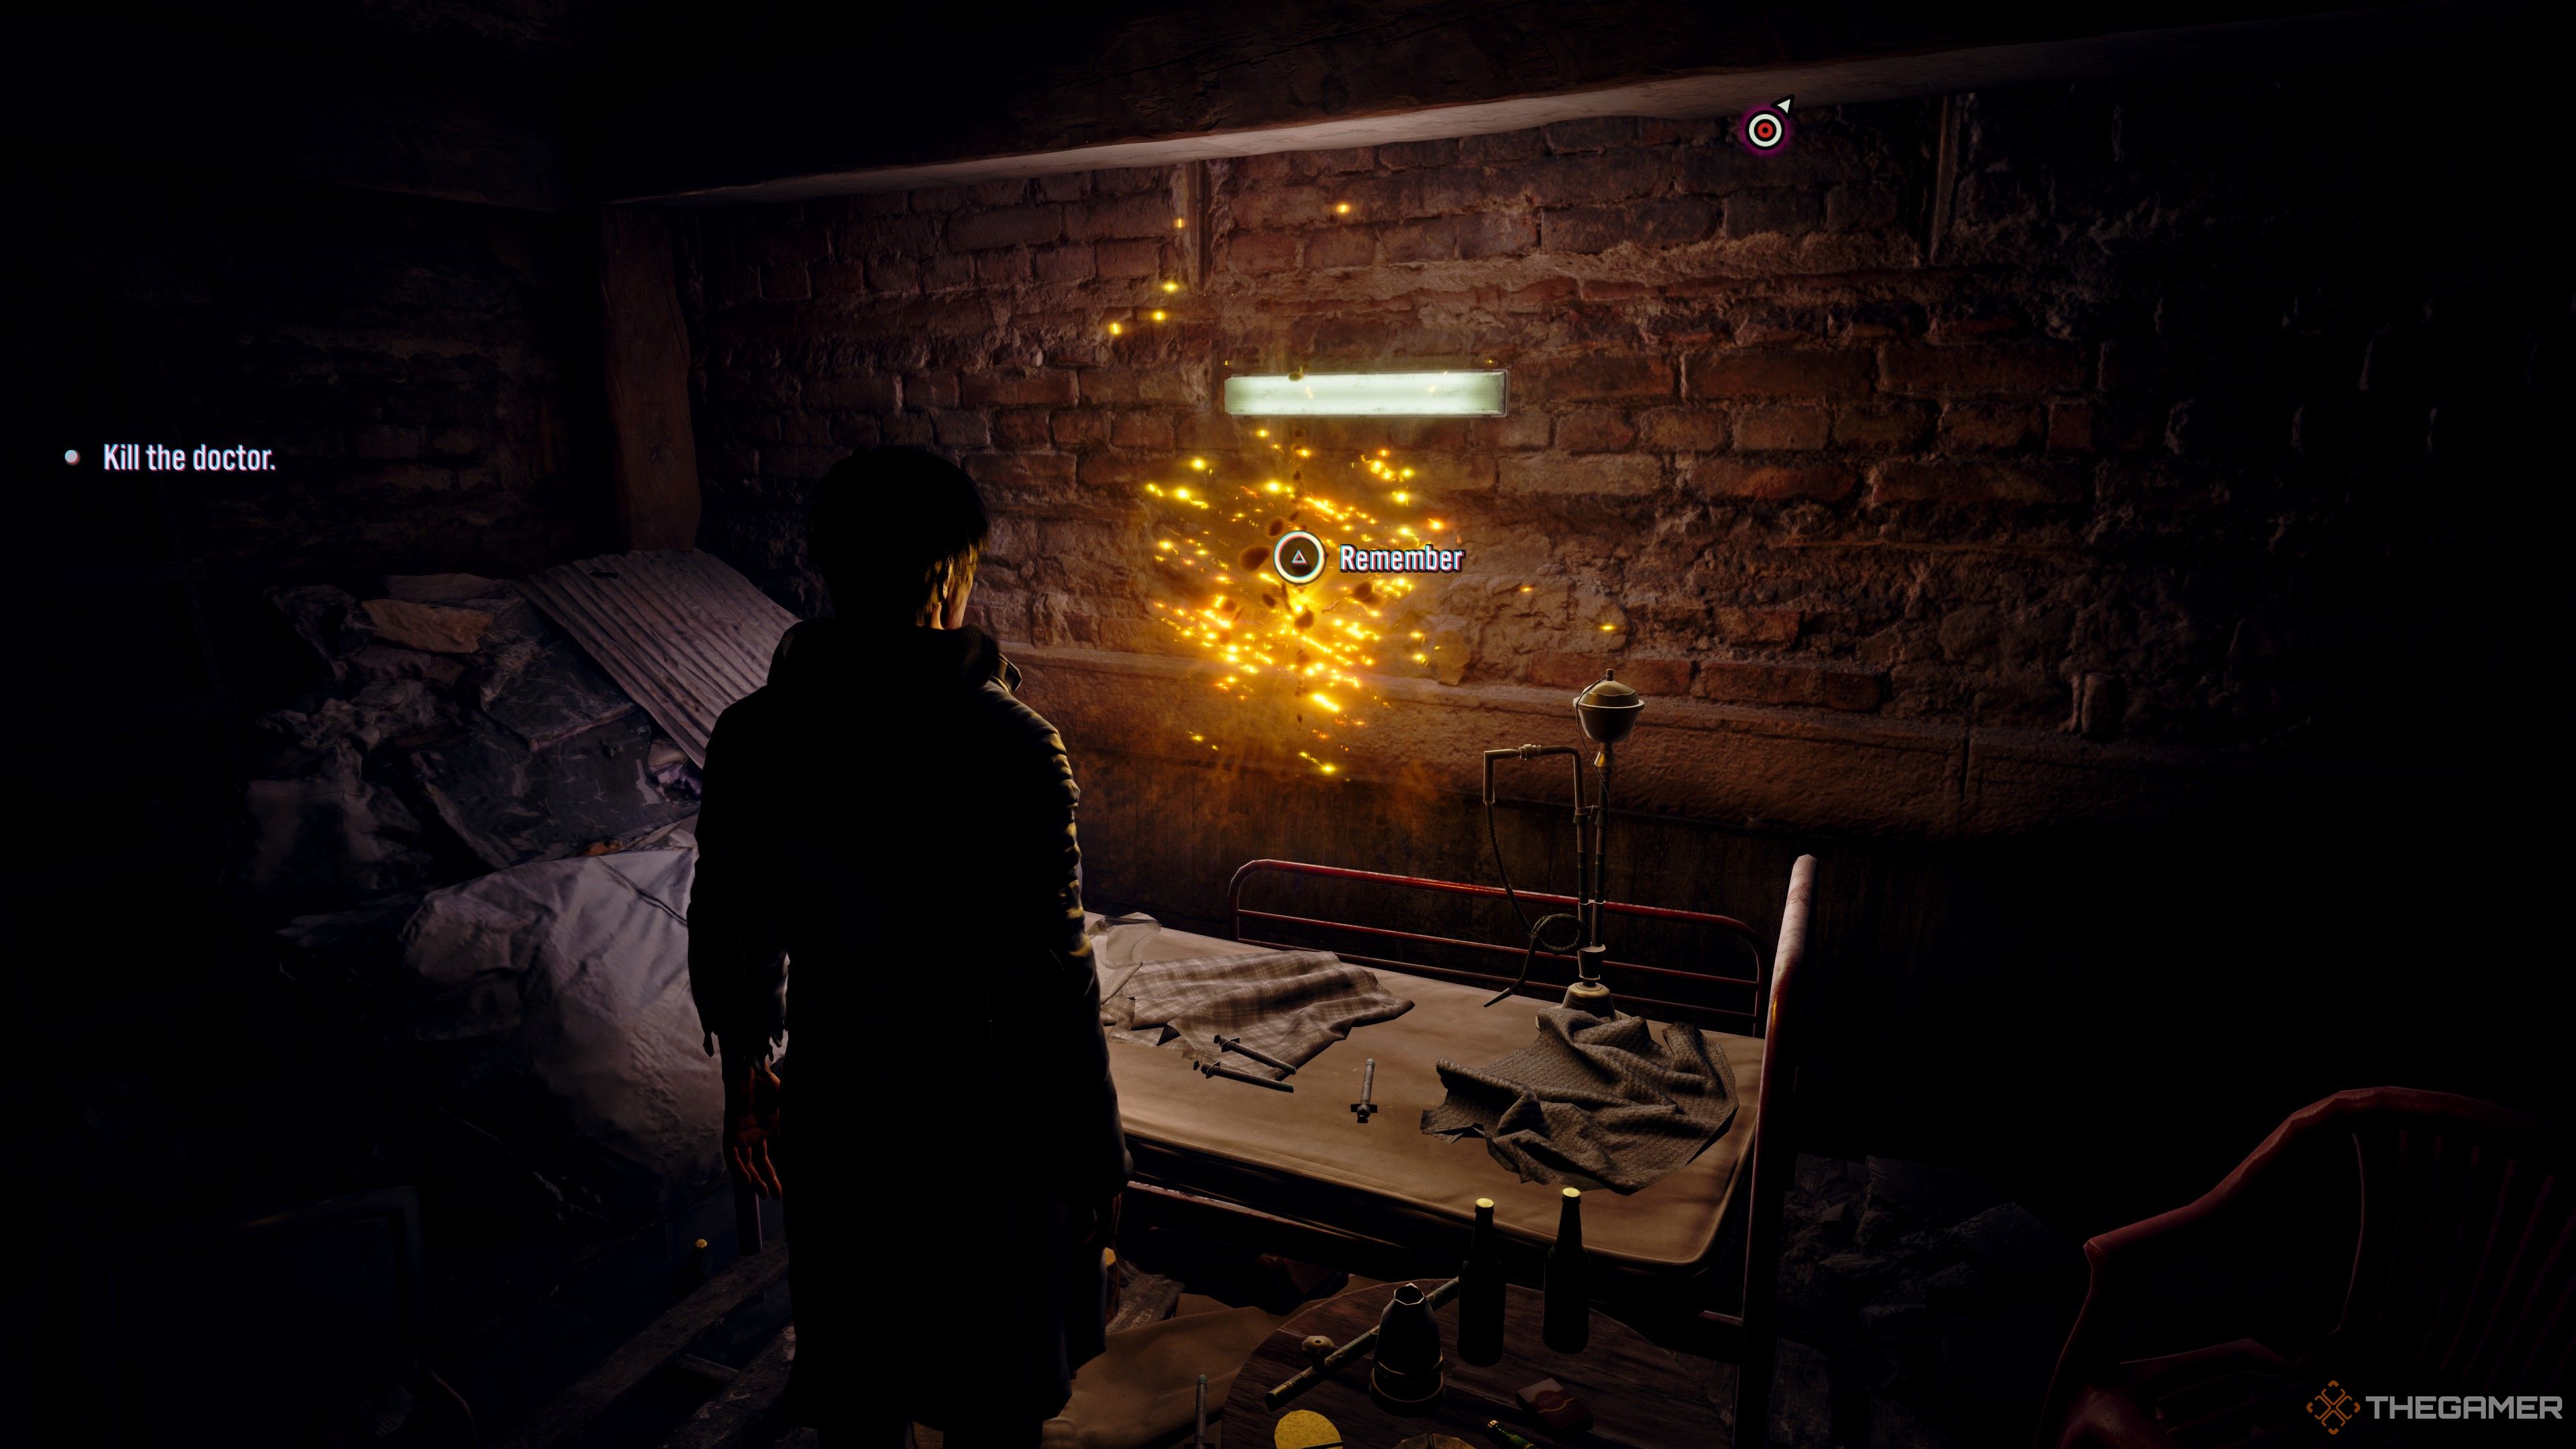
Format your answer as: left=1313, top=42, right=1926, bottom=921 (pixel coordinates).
left=2310, top=1380, right=2564, bottom=1434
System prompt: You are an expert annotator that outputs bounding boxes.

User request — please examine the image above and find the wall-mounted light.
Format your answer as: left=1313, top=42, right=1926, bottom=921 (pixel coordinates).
left=1222, top=370, right=1509, bottom=417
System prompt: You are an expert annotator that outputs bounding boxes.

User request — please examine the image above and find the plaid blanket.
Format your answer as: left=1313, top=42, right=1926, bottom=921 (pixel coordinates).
left=1098, top=949, right=1413, bottom=1077
left=1421, top=1007, right=1739, bottom=1193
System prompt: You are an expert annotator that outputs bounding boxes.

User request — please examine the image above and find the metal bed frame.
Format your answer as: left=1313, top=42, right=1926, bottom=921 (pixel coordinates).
left=1120, top=853, right=1818, bottom=1444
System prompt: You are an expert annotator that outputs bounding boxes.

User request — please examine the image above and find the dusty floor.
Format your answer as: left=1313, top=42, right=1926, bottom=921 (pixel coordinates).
left=712, top=1154, right=2083, bottom=1449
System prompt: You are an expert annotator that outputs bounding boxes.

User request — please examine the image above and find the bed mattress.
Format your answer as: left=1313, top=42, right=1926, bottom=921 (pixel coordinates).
left=1092, top=917, right=1762, bottom=1278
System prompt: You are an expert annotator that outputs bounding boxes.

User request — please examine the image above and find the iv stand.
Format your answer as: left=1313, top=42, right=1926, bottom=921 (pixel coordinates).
left=1480, top=668, right=1645, bottom=1015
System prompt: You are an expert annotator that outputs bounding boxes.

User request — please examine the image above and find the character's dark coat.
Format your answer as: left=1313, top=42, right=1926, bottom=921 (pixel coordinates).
left=688, top=621, right=1128, bottom=1430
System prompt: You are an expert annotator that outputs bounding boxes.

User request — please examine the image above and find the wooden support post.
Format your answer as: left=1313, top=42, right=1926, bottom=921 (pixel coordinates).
left=597, top=208, right=702, bottom=551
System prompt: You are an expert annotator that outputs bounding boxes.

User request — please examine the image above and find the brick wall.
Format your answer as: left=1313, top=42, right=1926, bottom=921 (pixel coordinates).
left=682, top=68, right=2565, bottom=764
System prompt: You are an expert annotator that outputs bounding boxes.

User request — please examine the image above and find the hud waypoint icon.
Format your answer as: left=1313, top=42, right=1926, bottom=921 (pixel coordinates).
left=1273, top=529, right=1326, bottom=586
left=1739, top=97, right=1793, bottom=154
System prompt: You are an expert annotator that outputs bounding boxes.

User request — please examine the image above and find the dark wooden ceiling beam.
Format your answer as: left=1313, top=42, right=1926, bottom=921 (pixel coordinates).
left=596, top=0, right=2511, bottom=205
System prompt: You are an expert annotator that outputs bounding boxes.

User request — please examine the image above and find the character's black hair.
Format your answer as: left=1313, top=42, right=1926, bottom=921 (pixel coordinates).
left=808, top=448, right=990, bottom=624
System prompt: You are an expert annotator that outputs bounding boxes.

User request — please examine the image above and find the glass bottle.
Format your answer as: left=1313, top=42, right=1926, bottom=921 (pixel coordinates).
left=1458, top=1197, right=1506, bottom=1366
left=1542, top=1187, right=1589, bottom=1353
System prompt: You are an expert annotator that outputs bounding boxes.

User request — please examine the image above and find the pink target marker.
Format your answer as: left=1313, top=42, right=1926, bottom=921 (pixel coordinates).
left=1739, top=97, right=1794, bottom=154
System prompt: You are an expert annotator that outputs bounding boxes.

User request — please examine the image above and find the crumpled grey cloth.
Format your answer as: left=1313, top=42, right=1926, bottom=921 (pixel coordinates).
left=1421, top=1006, right=1739, bottom=1193
left=1099, top=949, right=1413, bottom=1078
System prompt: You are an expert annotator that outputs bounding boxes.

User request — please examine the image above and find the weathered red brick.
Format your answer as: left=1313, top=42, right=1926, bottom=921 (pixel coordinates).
left=1699, top=659, right=1885, bottom=711
left=1076, top=451, right=1161, bottom=489
left=931, top=411, right=991, bottom=447
left=1081, top=368, right=1199, bottom=405
left=2047, top=400, right=2099, bottom=451
left=959, top=370, right=1078, bottom=408
left=743, top=227, right=828, bottom=264
left=994, top=411, right=1053, bottom=447
left=972, top=250, right=1031, bottom=286
left=1376, top=138, right=1458, bottom=169
left=806, top=375, right=898, bottom=411
left=1036, top=172, right=1089, bottom=202
left=947, top=206, right=1063, bottom=250
left=1459, top=129, right=1543, bottom=164
left=970, top=180, right=1028, bottom=207
left=1031, top=244, right=1095, bottom=284
left=1938, top=403, right=2041, bottom=452
left=1830, top=404, right=1932, bottom=449
left=963, top=451, right=1075, bottom=492
left=920, top=254, right=976, bottom=290
left=1636, top=406, right=1728, bottom=451
left=1540, top=198, right=1716, bottom=254
left=1498, top=453, right=1662, bottom=495
left=1067, top=195, right=1179, bottom=241
left=1520, top=354, right=1675, bottom=402
left=810, top=260, right=869, bottom=296
left=1866, top=461, right=2077, bottom=505
left=1715, top=606, right=1802, bottom=645
left=864, top=256, right=920, bottom=293
left=1819, top=668, right=1886, bottom=712
left=1108, top=411, right=1174, bottom=449
left=1306, top=227, right=1376, bottom=270
left=1501, top=278, right=1579, bottom=310
left=1291, top=146, right=1374, bottom=176
left=851, top=214, right=938, bottom=254
left=1471, top=412, right=1552, bottom=449
left=1093, top=239, right=1163, bottom=278
left=1497, top=151, right=1665, bottom=208
left=1228, top=232, right=1299, bottom=273
left=1544, top=117, right=1639, bottom=152
left=1684, top=460, right=1856, bottom=501
left=1733, top=405, right=1831, bottom=451
left=1380, top=218, right=1458, bottom=263
left=1229, top=186, right=1335, bottom=231
left=1688, top=350, right=1875, bottom=399
left=1456, top=211, right=1536, bottom=258
left=1092, top=166, right=1165, bottom=195
left=1929, top=315, right=2025, bottom=343
left=1721, top=190, right=1821, bottom=237
left=1554, top=407, right=1636, bottom=452
left=1533, top=652, right=1690, bottom=694
left=908, top=372, right=959, bottom=409
left=1879, top=343, right=2088, bottom=395
left=1386, top=417, right=1471, bottom=449
left=1050, top=410, right=1108, bottom=448
left=761, top=264, right=810, bottom=300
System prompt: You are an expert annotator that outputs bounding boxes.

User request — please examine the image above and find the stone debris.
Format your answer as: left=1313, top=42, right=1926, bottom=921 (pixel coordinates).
left=1761, top=1153, right=2086, bottom=1447
left=234, top=570, right=702, bottom=912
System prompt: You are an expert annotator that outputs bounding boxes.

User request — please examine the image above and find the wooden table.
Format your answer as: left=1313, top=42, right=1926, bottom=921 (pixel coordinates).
left=1223, top=1281, right=1727, bottom=1449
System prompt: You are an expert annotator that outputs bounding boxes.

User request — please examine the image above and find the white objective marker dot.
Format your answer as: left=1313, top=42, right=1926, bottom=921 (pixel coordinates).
left=64, top=449, right=80, bottom=466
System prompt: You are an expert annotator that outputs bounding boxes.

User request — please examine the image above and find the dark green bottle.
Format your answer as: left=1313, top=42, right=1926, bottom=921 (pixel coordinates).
left=1458, top=1197, right=1505, bottom=1365
left=1542, top=1187, right=1589, bottom=1352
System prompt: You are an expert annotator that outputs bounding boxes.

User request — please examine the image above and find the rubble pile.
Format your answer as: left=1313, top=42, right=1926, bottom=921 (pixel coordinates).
left=1763, top=1155, right=2088, bottom=1448
left=235, top=571, right=700, bottom=914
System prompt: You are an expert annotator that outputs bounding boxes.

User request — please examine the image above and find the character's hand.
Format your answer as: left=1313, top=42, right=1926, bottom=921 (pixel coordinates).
left=1075, top=1189, right=1123, bottom=1248
left=724, top=1057, right=785, bottom=1198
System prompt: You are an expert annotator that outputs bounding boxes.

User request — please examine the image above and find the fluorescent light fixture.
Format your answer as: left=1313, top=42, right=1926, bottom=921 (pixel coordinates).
left=1223, top=370, right=1508, bottom=417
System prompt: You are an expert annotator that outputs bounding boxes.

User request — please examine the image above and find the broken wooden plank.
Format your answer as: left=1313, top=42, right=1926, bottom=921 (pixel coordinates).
left=598, top=210, right=702, bottom=552
left=490, top=1245, right=791, bottom=1449
left=662, top=1328, right=796, bottom=1449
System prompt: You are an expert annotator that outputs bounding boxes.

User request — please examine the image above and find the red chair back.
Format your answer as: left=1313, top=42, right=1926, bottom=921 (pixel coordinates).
left=2330, top=1090, right=2576, bottom=1393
